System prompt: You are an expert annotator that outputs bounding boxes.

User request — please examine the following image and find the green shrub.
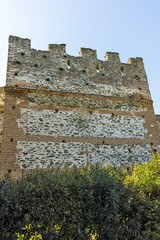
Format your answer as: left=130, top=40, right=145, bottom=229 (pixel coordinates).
left=0, top=161, right=159, bottom=239
left=125, top=154, right=160, bottom=200
left=124, top=154, right=160, bottom=239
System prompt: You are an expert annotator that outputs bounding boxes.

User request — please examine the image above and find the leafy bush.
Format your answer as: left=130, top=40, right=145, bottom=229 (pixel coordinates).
left=124, top=154, right=160, bottom=239
left=125, top=154, right=160, bottom=200
left=0, top=159, right=159, bottom=239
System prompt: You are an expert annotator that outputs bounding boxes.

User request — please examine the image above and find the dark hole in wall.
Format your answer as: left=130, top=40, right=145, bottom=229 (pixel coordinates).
left=15, top=60, right=21, bottom=64
left=14, top=72, right=18, bottom=76
left=62, top=140, right=65, bottom=143
left=135, top=75, right=140, bottom=80
left=121, top=67, right=124, bottom=72
left=151, top=142, right=153, bottom=146
left=46, top=78, right=50, bottom=82
left=10, top=138, right=13, bottom=142
left=96, top=64, right=99, bottom=70
left=67, top=60, right=71, bottom=69
left=12, top=106, right=16, bottom=109
left=96, top=65, right=100, bottom=73
left=8, top=169, right=11, bottom=174
left=55, top=109, right=59, bottom=113
left=102, top=141, right=105, bottom=144
left=82, top=69, right=86, bottom=73
left=34, top=64, right=38, bottom=67
left=59, top=67, right=64, bottom=71
left=20, top=52, right=25, bottom=56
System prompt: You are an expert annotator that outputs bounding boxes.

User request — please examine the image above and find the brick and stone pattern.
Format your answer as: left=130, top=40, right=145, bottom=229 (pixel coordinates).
left=0, top=36, right=159, bottom=179
left=156, top=115, right=160, bottom=151
left=156, top=115, right=160, bottom=131
left=26, top=92, right=146, bottom=112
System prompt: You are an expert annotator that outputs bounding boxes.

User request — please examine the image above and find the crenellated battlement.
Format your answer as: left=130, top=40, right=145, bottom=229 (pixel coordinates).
left=8, top=35, right=31, bottom=54
left=6, top=36, right=151, bottom=100
left=79, top=48, right=97, bottom=58
left=105, top=52, right=120, bottom=63
left=48, top=43, right=66, bottom=55
left=8, top=35, right=144, bottom=65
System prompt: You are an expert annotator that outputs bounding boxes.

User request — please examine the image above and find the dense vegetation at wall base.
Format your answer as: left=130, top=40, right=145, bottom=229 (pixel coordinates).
left=0, top=155, right=159, bottom=240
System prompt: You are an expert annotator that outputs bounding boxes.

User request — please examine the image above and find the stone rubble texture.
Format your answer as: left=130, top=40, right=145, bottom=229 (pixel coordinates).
left=0, top=35, right=159, bottom=179
left=0, top=88, right=5, bottom=155
left=17, top=108, right=147, bottom=139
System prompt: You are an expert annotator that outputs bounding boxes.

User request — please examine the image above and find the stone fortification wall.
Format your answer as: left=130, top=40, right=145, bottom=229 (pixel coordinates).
left=156, top=115, right=160, bottom=141
left=7, top=36, right=150, bottom=99
left=0, top=88, right=5, bottom=154
left=0, top=36, right=159, bottom=179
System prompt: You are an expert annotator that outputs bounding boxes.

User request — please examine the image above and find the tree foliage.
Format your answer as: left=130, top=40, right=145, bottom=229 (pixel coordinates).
left=125, top=154, right=160, bottom=200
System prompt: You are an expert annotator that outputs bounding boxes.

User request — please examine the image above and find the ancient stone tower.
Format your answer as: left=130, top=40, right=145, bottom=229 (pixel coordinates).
left=0, top=35, right=159, bottom=179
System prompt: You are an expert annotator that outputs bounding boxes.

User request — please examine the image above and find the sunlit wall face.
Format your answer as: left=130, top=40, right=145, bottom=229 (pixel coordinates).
left=0, top=0, right=160, bottom=113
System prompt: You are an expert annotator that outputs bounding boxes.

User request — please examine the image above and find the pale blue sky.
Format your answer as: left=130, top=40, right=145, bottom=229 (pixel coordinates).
left=0, top=0, right=160, bottom=113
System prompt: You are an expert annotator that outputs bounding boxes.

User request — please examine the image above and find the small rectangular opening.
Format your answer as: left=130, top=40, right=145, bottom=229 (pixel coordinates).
left=96, top=64, right=99, bottom=73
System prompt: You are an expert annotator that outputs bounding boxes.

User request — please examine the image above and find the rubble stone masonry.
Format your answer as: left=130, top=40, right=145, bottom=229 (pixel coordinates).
left=0, top=88, right=5, bottom=155
left=0, top=36, right=159, bottom=179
